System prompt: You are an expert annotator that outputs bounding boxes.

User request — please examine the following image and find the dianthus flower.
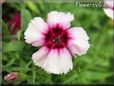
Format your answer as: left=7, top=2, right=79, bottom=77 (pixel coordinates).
left=24, top=11, right=90, bottom=74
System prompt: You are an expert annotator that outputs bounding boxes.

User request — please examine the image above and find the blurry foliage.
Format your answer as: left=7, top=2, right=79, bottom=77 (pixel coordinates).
left=2, top=0, right=114, bottom=85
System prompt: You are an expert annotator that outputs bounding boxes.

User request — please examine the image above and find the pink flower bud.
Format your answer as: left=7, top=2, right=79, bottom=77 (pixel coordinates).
left=4, top=72, right=18, bottom=81
left=8, top=13, right=20, bottom=35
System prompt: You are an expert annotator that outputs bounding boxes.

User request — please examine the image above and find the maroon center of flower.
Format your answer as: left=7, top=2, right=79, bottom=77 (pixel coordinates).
left=109, top=5, right=114, bottom=10
left=44, top=25, right=70, bottom=49
left=112, top=6, right=114, bottom=10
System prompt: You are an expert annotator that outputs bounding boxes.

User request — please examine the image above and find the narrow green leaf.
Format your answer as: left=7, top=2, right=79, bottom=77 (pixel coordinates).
left=83, top=71, right=113, bottom=80
left=2, top=20, right=10, bottom=36
left=3, top=41, right=24, bottom=52
left=16, top=29, right=22, bottom=41
left=21, top=8, right=32, bottom=30
left=25, top=60, right=32, bottom=73
left=19, top=72, right=27, bottom=81
left=32, top=71, right=36, bottom=83
left=25, top=1, right=39, bottom=14
left=63, top=73, right=78, bottom=83
left=37, top=0, right=45, bottom=11
left=4, top=58, right=16, bottom=68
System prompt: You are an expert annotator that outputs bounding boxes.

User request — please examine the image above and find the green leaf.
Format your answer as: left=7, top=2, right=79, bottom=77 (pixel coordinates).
left=63, top=73, right=78, bottom=83
left=25, top=60, right=32, bottom=73
left=32, top=71, right=36, bottom=83
left=25, top=1, right=39, bottom=14
left=83, top=71, right=113, bottom=81
left=2, top=20, right=10, bottom=36
left=16, top=29, right=22, bottom=41
left=4, top=58, right=16, bottom=68
left=3, top=67, right=33, bottom=72
left=21, top=8, right=32, bottom=30
left=19, top=72, right=27, bottom=81
left=3, top=41, right=24, bottom=52
left=37, top=0, right=45, bottom=11
left=9, top=3, right=22, bottom=11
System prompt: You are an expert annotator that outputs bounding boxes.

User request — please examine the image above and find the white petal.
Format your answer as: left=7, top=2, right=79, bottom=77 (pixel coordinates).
left=44, top=48, right=73, bottom=74
left=68, top=27, right=90, bottom=56
left=103, top=0, right=114, bottom=20
left=24, top=17, right=48, bottom=46
left=103, top=8, right=113, bottom=20
left=29, top=17, right=48, bottom=32
left=47, top=11, right=74, bottom=29
left=32, top=46, right=49, bottom=68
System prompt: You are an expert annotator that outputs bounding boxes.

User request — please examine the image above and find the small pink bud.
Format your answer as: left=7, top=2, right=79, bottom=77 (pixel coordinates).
left=8, top=13, right=20, bottom=35
left=4, top=72, right=18, bottom=81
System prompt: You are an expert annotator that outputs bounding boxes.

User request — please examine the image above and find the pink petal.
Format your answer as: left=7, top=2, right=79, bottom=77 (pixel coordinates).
left=103, top=0, right=114, bottom=20
left=47, top=11, right=74, bottom=29
left=104, top=0, right=114, bottom=9
left=68, top=27, right=90, bottom=56
left=32, top=46, right=49, bottom=68
left=43, top=48, right=73, bottom=74
left=24, top=17, right=48, bottom=46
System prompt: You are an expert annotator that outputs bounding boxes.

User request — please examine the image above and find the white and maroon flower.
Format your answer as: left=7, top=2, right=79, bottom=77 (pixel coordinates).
left=24, top=11, right=90, bottom=74
left=103, top=0, right=114, bottom=20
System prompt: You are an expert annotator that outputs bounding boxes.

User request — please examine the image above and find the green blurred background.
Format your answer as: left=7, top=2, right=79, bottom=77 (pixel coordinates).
left=2, top=0, right=114, bottom=85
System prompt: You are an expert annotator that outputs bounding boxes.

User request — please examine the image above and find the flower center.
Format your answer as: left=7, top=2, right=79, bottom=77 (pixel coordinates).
left=43, top=25, right=70, bottom=49
left=112, top=6, right=114, bottom=10
left=52, top=36, right=61, bottom=43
